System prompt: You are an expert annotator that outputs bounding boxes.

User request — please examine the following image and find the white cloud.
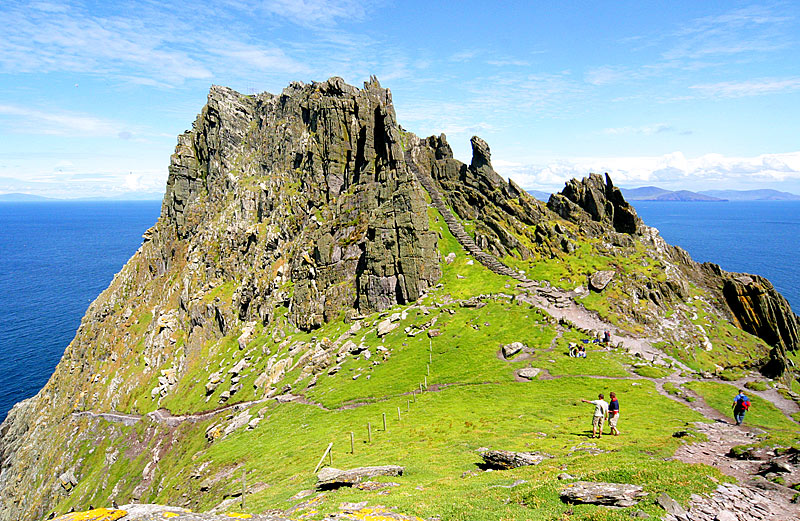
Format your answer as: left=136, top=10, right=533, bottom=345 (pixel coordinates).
left=494, top=151, right=800, bottom=193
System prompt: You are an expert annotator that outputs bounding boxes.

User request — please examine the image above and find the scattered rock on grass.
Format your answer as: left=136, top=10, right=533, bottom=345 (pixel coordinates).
left=518, top=368, right=541, bottom=380
left=317, top=465, right=404, bottom=488
left=560, top=481, right=647, bottom=507
left=480, top=450, right=552, bottom=469
left=501, top=342, right=525, bottom=358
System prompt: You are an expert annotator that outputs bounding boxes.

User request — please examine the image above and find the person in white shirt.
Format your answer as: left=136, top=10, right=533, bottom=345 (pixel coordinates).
left=581, top=393, right=609, bottom=438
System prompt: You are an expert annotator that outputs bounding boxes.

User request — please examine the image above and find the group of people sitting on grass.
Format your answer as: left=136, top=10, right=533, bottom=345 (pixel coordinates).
left=569, top=331, right=612, bottom=358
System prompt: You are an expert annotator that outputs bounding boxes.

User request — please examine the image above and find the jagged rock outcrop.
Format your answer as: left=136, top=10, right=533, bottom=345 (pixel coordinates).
left=548, top=173, right=642, bottom=236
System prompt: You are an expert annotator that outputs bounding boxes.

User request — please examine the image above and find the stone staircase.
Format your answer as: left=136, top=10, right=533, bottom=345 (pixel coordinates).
left=404, top=150, right=526, bottom=282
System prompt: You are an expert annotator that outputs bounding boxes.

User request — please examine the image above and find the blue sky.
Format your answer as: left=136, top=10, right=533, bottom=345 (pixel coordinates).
left=1, top=0, right=799, bottom=198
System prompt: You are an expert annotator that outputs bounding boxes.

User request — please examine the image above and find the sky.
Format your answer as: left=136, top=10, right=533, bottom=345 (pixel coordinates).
left=1, top=0, right=800, bottom=198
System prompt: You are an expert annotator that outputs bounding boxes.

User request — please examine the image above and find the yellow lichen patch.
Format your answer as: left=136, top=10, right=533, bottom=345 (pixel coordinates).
left=162, top=513, right=180, bottom=518
left=225, top=513, right=253, bottom=519
left=57, top=508, right=127, bottom=521
left=342, top=507, right=424, bottom=521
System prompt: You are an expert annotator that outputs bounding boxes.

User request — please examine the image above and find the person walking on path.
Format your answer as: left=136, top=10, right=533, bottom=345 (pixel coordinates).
left=732, top=389, right=750, bottom=426
left=608, top=392, right=620, bottom=436
left=581, top=393, right=608, bottom=438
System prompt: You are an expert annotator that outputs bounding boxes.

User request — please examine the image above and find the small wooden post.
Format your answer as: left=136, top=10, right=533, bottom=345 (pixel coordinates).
left=407, top=400, right=410, bottom=412
left=397, top=406, right=401, bottom=421
left=419, top=383, right=423, bottom=393
left=427, top=364, right=430, bottom=376
left=429, top=351, right=432, bottom=363
left=350, top=431, right=355, bottom=454
left=424, top=376, right=427, bottom=389
left=328, top=446, right=333, bottom=466
left=412, top=390, right=416, bottom=402
left=382, top=412, right=387, bottom=431
left=368, top=422, right=372, bottom=443
left=313, top=442, right=333, bottom=473
left=241, top=468, right=246, bottom=510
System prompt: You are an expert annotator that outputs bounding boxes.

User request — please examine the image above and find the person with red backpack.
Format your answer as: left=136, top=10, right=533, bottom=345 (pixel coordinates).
left=732, top=389, right=751, bottom=426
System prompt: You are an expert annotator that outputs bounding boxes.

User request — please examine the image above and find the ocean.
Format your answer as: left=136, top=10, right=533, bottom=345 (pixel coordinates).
left=632, top=201, right=800, bottom=311
left=0, top=201, right=161, bottom=422
left=0, top=200, right=797, bottom=422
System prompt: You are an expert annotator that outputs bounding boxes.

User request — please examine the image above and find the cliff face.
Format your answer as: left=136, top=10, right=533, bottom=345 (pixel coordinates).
left=0, top=77, right=798, bottom=520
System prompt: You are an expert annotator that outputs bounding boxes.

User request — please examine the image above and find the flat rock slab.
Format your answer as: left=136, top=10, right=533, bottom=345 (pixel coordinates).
left=561, top=481, right=647, bottom=507
left=54, top=505, right=290, bottom=520
left=480, top=450, right=551, bottom=469
left=517, top=367, right=541, bottom=380
left=317, top=465, right=404, bottom=487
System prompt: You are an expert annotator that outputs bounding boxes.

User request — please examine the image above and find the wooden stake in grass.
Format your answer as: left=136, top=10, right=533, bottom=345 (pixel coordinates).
left=350, top=431, right=354, bottom=454
left=412, top=390, right=416, bottom=402
left=313, top=442, right=333, bottom=474
left=382, top=412, right=387, bottom=431
left=407, top=400, right=410, bottom=412
left=368, top=422, right=372, bottom=443
left=397, top=406, right=401, bottom=421
left=429, top=351, right=432, bottom=363
left=427, top=363, right=430, bottom=376
left=424, top=376, right=427, bottom=389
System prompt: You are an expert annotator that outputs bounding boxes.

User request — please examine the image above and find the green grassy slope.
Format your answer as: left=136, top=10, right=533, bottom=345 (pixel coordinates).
left=50, top=207, right=798, bottom=521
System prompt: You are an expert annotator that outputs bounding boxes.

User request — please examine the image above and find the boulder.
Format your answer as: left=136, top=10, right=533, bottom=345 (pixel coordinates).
left=480, top=450, right=551, bottom=469
left=589, top=270, right=615, bottom=292
left=518, top=368, right=541, bottom=380
left=560, top=481, right=647, bottom=507
left=317, top=465, right=404, bottom=487
left=376, top=319, right=398, bottom=337
left=501, top=342, right=525, bottom=358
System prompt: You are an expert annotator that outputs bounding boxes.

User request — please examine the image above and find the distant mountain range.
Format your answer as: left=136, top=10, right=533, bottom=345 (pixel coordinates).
left=527, top=187, right=800, bottom=202
left=0, top=192, right=164, bottom=202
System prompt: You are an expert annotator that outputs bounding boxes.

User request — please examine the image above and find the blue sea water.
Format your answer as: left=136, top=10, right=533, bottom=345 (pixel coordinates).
left=0, top=201, right=161, bottom=422
left=0, top=200, right=797, bottom=423
left=632, top=201, right=800, bottom=312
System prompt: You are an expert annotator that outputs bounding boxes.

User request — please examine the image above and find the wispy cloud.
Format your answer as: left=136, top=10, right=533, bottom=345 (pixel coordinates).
left=602, top=123, right=680, bottom=136
left=0, top=104, right=124, bottom=136
left=690, top=77, right=800, bottom=98
left=665, top=5, right=792, bottom=61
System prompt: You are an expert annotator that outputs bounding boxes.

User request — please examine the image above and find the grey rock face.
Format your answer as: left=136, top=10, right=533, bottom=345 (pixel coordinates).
left=160, top=77, right=441, bottom=331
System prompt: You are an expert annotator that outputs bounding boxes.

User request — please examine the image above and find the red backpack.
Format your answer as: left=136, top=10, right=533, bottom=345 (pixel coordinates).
left=737, top=396, right=751, bottom=410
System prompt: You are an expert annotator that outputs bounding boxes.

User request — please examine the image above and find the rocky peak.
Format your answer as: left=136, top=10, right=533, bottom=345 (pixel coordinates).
left=548, top=173, right=642, bottom=235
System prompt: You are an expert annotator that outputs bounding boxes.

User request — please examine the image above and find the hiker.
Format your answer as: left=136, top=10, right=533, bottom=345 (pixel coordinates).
left=732, top=389, right=750, bottom=425
left=608, top=391, right=620, bottom=436
left=577, top=345, right=586, bottom=358
left=603, top=330, right=611, bottom=345
left=581, top=393, right=608, bottom=438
